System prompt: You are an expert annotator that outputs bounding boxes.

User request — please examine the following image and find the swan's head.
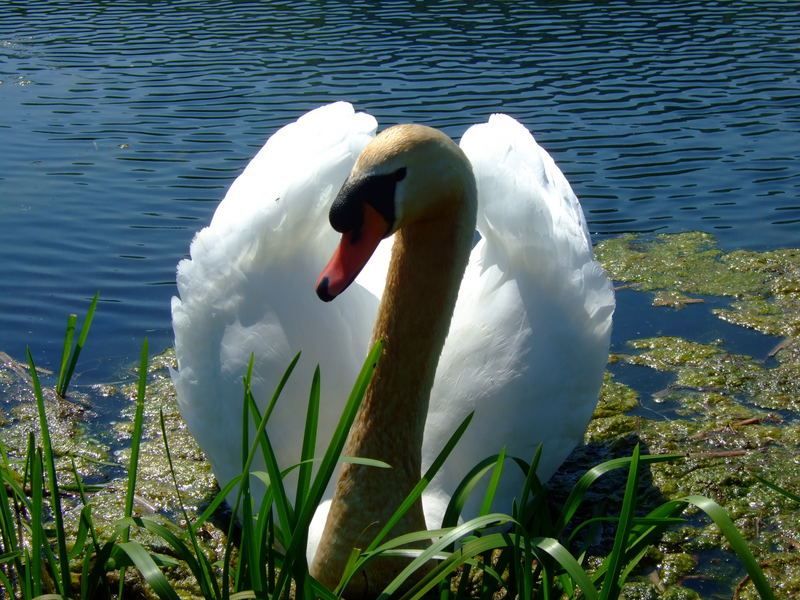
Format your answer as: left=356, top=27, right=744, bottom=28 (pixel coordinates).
left=316, top=123, right=474, bottom=301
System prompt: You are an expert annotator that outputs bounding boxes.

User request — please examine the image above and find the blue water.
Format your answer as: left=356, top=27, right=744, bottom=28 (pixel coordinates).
left=1, top=0, right=799, bottom=377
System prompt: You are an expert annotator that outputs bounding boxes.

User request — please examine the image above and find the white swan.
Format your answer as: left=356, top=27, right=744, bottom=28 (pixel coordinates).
left=171, top=102, right=614, bottom=593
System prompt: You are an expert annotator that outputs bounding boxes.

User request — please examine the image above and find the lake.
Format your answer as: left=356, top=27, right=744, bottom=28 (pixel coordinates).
left=1, top=0, right=798, bottom=381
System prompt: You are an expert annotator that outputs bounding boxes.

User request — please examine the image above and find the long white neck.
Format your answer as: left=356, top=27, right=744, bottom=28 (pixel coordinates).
left=310, top=188, right=476, bottom=598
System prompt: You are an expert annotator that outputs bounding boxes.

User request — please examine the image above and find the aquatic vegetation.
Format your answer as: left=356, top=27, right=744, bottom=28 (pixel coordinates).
left=0, top=346, right=775, bottom=600
left=596, top=232, right=764, bottom=298
left=2, top=231, right=799, bottom=598
left=597, top=232, right=800, bottom=337
left=593, top=232, right=800, bottom=599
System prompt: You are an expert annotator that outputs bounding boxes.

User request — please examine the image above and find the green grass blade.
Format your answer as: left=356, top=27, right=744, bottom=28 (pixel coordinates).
left=305, top=340, right=382, bottom=511
left=56, top=291, right=99, bottom=398
left=56, top=314, right=77, bottom=396
left=258, top=350, right=302, bottom=426
left=123, top=339, right=149, bottom=540
left=157, top=410, right=221, bottom=599
left=235, top=358, right=256, bottom=592
left=27, top=348, right=71, bottom=597
left=341, top=456, right=391, bottom=468
left=241, top=356, right=302, bottom=593
left=88, top=537, right=123, bottom=597
left=67, top=504, right=91, bottom=560
left=235, top=350, right=301, bottom=503
left=389, top=530, right=596, bottom=600
left=599, top=443, right=641, bottom=600
left=231, top=351, right=301, bottom=594
left=442, top=457, right=499, bottom=529
left=261, top=493, right=278, bottom=595
left=247, top=391, right=291, bottom=593
left=752, top=474, right=800, bottom=504
left=30, top=448, right=44, bottom=597
left=0, top=441, right=24, bottom=594
left=0, top=552, right=22, bottom=564
left=682, top=494, right=775, bottom=600
left=516, top=518, right=534, bottom=600
left=190, top=475, right=243, bottom=534
left=479, top=447, right=505, bottom=517
left=246, top=384, right=293, bottom=536
left=117, top=541, right=182, bottom=600
left=616, top=541, right=653, bottom=591
left=554, top=452, right=681, bottom=533
left=136, top=517, right=208, bottom=589
left=240, top=354, right=254, bottom=489
left=532, top=537, right=598, bottom=600
left=364, top=411, right=474, bottom=557
left=70, top=457, right=102, bottom=553
left=395, top=537, right=500, bottom=600
left=296, top=366, right=321, bottom=508
left=118, top=338, right=148, bottom=599
left=514, top=445, right=544, bottom=523
left=371, top=515, right=513, bottom=599
left=309, top=577, right=341, bottom=600
left=0, top=572, right=16, bottom=597
left=590, top=499, right=687, bottom=585
left=568, top=515, right=684, bottom=546
left=71, top=459, right=106, bottom=599
left=80, top=543, right=96, bottom=600
left=276, top=341, right=382, bottom=595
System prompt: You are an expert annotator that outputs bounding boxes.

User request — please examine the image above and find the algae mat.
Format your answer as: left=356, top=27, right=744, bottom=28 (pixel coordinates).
left=586, top=232, right=800, bottom=599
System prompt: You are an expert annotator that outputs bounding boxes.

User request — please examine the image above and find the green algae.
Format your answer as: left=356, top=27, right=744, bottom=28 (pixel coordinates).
left=593, top=371, right=640, bottom=418
left=587, top=372, right=642, bottom=441
left=652, top=291, right=706, bottom=310
left=589, top=231, right=800, bottom=598
left=0, top=358, right=112, bottom=481
left=596, top=232, right=800, bottom=338
left=115, top=347, right=217, bottom=510
left=715, top=248, right=800, bottom=339
left=596, top=232, right=765, bottom=298
left=0, top=349, right=222, bottom=599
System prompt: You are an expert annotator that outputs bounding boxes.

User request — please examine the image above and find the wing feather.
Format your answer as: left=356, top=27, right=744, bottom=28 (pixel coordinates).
left=171, top=102, right=381, bottom=494
left=420, top=114, right=615, bottom=527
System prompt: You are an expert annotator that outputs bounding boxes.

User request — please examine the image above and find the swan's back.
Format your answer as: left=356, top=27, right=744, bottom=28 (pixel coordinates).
left=420, top=114, right=615, bottom=526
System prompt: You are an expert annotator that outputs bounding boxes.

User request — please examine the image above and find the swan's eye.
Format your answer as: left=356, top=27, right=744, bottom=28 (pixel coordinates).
left=393, top=167, right=407, bottom=182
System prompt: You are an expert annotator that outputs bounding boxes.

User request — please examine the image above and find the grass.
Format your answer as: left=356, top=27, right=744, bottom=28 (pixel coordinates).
left=0, top=300, right=782, bottom=599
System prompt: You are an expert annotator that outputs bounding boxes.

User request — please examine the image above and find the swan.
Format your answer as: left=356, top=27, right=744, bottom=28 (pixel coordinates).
left=171, top=102, right=614, bottom=594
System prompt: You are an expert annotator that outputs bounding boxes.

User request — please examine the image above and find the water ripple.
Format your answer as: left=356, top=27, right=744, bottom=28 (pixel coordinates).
left=0, top=0, right=798, bottom=371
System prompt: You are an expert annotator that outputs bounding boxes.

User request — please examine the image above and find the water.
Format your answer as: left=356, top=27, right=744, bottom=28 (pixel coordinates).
left=1, top=0, right=799, bottom=377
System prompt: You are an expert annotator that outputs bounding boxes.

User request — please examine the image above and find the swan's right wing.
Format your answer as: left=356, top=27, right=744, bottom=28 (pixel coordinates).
left=171, top=103, right=381, bottom=495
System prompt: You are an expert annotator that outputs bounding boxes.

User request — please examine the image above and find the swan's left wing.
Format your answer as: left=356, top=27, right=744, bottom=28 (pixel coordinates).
left=422, top=114, right=614, bottom=526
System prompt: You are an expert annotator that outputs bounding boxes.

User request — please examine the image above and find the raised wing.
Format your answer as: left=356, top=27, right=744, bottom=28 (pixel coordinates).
left=421, top=114, right=615, bottom=527
left=171, top=102, right=381, bottom=495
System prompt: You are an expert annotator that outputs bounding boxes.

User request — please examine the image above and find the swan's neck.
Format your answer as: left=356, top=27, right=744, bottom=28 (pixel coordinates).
left=311, top=197, right=476, bottom=597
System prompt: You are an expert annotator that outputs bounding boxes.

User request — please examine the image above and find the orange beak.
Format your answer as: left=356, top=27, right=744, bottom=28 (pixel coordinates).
left=316, top=203, right=391, bottom=301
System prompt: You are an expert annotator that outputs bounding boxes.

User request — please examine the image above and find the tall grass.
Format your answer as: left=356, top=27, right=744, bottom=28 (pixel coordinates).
left=0, top=301, right=779, bottom=599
